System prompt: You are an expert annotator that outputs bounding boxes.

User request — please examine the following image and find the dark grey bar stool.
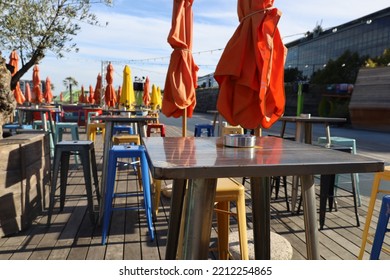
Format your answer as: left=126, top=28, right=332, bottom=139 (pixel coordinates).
left=47, top=140, right=100, bottom=225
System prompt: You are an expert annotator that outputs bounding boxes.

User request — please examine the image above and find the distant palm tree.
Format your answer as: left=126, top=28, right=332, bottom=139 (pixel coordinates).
left=63, top=77, right=78, bottom=104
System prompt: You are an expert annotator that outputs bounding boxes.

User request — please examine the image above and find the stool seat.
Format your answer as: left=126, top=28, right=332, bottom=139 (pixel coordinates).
left=222, top=126, right=244, bottom=135
left=194, top=124, right=214, bottom=137
left=47, top=140, right=100, bottom=225
left=55, top=122, right=79, bottom=142
left=146, top=123, right=166, bottom=137
left=112, top=134, right=140, bottom=145
left=101, top=145, right=154, bottom=244
left=113, top=125, right=134, bottom=135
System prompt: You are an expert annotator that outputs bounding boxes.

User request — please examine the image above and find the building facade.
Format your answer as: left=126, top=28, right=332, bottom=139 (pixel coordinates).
left=285, top=7, right=390, bottom=78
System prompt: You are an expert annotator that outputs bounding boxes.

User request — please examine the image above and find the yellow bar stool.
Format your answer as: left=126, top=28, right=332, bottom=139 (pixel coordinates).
left=214, top=178, right=248, bottom=260
left=358, top=165, right=390, bottom=259
left=87, top=123, right=106, bottom=141
left=222, top=125, right=244, bottom=135
left=175, top=127, right=249, bottom=259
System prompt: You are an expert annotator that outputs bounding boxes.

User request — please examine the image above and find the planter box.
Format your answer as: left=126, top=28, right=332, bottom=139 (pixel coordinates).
left=0, top=133, right=51, bottom=237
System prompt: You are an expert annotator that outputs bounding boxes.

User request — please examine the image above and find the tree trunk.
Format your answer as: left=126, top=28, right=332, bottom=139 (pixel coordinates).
left=0, top=56, right=17, bottom=139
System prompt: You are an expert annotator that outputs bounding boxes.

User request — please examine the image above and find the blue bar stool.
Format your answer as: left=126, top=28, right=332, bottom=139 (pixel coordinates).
left=47, top=140, right=100, bottom=225
left=370, top=195, right=390, bottom=259
left=101, top=145, right=154, bottom=245
left=113, top=125, right=134, bottom=135
left=194, top=124, right=214, bottom=137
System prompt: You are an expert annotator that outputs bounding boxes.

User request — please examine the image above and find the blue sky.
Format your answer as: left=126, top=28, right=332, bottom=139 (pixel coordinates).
left=19, top=0, right=390, bottom=95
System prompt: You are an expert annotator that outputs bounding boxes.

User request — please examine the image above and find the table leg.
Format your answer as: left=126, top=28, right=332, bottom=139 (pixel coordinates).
left=98, top=121, right=113, bottom=223
left=250, top=177, right=271, bottom=259
left=180, top=178, right=217, bottom=259
left=165, top=179, right=187, bottom=260
left=300, top=174, right=320, bottom=259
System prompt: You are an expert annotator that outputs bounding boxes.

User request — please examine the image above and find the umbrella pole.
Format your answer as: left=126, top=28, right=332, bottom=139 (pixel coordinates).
left=182, top=108, right=187, bottom=137
left=255, top=126, right=262, bottom=137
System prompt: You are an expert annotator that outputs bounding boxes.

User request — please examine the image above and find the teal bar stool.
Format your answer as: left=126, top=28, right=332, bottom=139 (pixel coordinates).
left=317, top=136, right=361, bottom=206
left=55, top=122, right=80, bottom=163
left=55, top=122, right=80, bottom=142
left=32, top=120, right=55, bottom=158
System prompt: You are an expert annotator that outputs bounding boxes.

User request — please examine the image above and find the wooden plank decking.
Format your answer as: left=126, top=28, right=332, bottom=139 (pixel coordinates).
left=0, top=117, right=389, bottom=260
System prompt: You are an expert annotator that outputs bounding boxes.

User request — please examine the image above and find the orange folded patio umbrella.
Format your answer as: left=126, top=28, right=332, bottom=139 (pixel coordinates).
left=8, top=50, right=25, bottom=104
left=32, top=64, right=43, bottom=104
left=104, top=63, right=116, bottom=108
left=88, top=85, right=95, bottom=104
left=214, top=0, right=287, bottom=130
left=79, top=85, right=85, bottom=103
left=44, top=77, right=53, bottom=104
left=162, top=0, right=199, bottom=136
left=94, top=73, right=102, bottom=105
left=143, top=76, right=151, bottom=107
left=25, top=82, right=32, bottom=103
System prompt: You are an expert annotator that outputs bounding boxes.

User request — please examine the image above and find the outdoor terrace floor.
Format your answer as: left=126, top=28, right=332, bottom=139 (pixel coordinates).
left=0, top=113, right=389, bottom=260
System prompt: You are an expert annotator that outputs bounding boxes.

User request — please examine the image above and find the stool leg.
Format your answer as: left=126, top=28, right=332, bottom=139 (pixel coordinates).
left=102, top=151, right=117, bottom=245
left=350, top=172, right=360, bottom=227
left=236, top=189, right=249, bottom=260
left=153, top=179, right=161, bottom=216
left=216, top=201, right=230, bottom=260
left=90, top=147, right=101, bottom=202
left=47, top=149, right=62, bottom=225
left=59, top=151, right=70, bottom=211
left=370, top=196, right=390, bottom=260
left=140, top=151, right=154, bottom=240
left=79, top=149, right=96, bottom=224
left=358, top=173, right=381, bottom=259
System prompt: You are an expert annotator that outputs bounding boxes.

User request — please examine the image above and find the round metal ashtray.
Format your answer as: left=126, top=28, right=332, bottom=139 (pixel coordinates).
left=223, top=134, right=256, bottom=148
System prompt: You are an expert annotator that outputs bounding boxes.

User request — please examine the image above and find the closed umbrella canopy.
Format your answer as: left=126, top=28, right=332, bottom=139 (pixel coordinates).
left=157, top=86, right=162, bottom=109
left=44, top=76, right=53, bottom=104
left=94, top=73, right=102, bottom=105
left=79, top=85, right=85, bottom=103
left=151, top=84, right=159, bottom=110
left=8, top=50, right=25, bottom=104
left=104, top=63, right=116, bottom=107
left=162, top=0, right=199, bottom=120
left=117, top=85, right=122, bottom=105
left=143, top=76, right=151, bottom=106
left=214, top=0, right=287, bottom=129
left=32, top=65, right=43, bottom=104
left=88, top=85, right=95, bottom=104
left=120, top=65, right=135, bottom=109
left=25, top=82, right=32, bottom=103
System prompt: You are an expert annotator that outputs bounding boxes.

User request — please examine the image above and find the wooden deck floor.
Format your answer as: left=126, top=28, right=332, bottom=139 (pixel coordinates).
left=0, top=121, right=389, bottom=260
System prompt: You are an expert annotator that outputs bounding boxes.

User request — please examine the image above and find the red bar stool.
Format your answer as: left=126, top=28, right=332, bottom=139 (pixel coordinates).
left=146, top=123, right=166, bottom=137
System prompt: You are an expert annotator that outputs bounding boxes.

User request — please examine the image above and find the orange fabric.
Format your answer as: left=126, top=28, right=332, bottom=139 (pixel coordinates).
left=143, top=76, right=151, bottom=106
left=88, top=85, right=95, bottom=104
left=94, top=73, right=102, bottom=105
left=25, top=82, right=31, bottom=102
left=8, top=50, right=26, bottom=104
left=32, top=65, right=43, bottom=104
left=44, top=77, right=53, bottom=103
left=162, top=0, right=199, bottom=118
left=79, top=85, right=85, bottom=103
left=214, top=0, right=287, bottom=129
left=104, top=63, right=116, bottom=107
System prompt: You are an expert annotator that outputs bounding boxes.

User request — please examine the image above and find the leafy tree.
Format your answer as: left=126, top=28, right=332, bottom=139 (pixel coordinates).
left=284, top=67, right=304, bottom=83
left=310, top=50, right=367, bottom=84
left=0, top=0, right=112, bottom=90
left=63, top=76, right=78, bottom=104
left=371, top=48, right=390, bottom=66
